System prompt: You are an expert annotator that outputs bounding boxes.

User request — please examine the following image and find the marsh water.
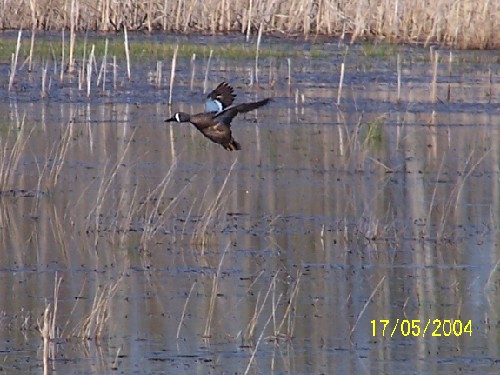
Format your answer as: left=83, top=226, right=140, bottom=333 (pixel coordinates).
left=0, top=33, right=499, bottom=374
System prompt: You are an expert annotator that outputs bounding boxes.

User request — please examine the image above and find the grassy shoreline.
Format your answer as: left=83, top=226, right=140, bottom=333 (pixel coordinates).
left=0, top=33, right=332, bottom=64
left=0, top=0, right=497, bottom=50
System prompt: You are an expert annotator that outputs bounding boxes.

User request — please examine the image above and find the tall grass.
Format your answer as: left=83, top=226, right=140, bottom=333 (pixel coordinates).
left=0, top=0, right=497, bottom=49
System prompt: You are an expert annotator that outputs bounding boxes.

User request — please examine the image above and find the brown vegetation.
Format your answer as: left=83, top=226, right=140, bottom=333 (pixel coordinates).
left=0, top=0, right=497, bottom=49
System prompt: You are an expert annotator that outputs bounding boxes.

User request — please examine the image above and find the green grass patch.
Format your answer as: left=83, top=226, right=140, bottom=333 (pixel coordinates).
left=0, top=35, right=307, bottom=63
left=361, top=43, right=399, bottom=58
left=363, top=117, right=385, bottom=148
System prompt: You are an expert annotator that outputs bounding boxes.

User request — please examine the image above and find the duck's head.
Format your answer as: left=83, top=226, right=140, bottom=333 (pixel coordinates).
left=165, top=112, right=191, bottom=123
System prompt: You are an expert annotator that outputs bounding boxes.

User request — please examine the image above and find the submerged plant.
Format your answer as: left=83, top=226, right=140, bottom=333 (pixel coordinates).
left=364, top=117, right=385, bottom=147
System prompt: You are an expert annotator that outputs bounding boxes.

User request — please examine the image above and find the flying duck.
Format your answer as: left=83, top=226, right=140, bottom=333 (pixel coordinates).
left=165, top=82, right=271, bottom=151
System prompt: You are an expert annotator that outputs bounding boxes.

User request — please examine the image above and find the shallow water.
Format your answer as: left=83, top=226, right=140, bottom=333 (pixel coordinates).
left=0, top=34, right=499, bottom=374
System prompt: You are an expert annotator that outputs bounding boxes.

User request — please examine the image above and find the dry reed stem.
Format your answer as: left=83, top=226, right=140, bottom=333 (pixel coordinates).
left=123, top=26, right=131, bottom=80
left=192, top=158, right=238, bottom=247
left=350, top=276, right=386, bottom=337
left=255, top=22, right=263, bottom=85
left=86, top=45, right=95, bottom=97
left=203, top=49, right=213, bottom=94
left=396, top=53, right=401, bottom=103
left=203, top=243, right=230, bottom=338
left=48, top=204, right=71, bottom=261
left=244, top=301, right=275, bottom=375
left=438, top=147, right=493, bottom=238
left=41, top=61, right=49, bottom=98
left=139, top=159, right=193, bottom=249
left=0, top=116, right=35, bottom=192
left=27, top=0, right=38, bottom=54
left=190, top=54, right=196, bottom=90
left=8, top=29, right=22, bottom=92
left=244, top=272, right=281, bottom=374
left=28, top=22, right=35, bottom=71
left=60, top=277, right=88, bottom=336
left=485, top=258, right=500, bottom=294
left=86, top=128, right=137, bottom=248
left=113, top=56, right=117, bottom=90
left=245, top=272, right=278, bottom=341
left=337, top=47, right=348, bottom=105
left=77, top=33, right=86, bottom=90
left=39, top=304, right=51, bottom=375
left=111, top=346, right=122, bottom=371
left=47, top=119, right=73, bottom=188
left=168, top=44, right=179, bottom=105
left=37, top=274, right=63, bottom=375
left=447, top=51, right=452, bottom=102
left=272, top=271, right=301, bottom=339
left=96, top=38, right=109, bottom=91
left=451, top=148, right=493, bottom=217
left=337, top=62, right=345, bottom=106
left=488, top=66, right=492, bottom=103
left=287, top=58, right=291, bottom=94
left=431, top=51, right=438, bottom=104
left=177, top=281, right=197, bottom=339
left=155, top=60, right=162, bottom=89
left=425, top=147, right=447, bottom=227
left=59, top=30, right=65, bottom=83
left=72, top=276, right=122, bottom=340
left=68, top=0, right=77, bottom=73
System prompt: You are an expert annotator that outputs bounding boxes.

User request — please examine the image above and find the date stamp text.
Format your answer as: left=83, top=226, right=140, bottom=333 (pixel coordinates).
left=371, top=319, right=472, bottom=337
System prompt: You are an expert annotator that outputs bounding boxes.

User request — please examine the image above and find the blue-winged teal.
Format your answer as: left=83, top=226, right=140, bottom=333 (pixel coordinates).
left=165, top=82, right=271, bottom=151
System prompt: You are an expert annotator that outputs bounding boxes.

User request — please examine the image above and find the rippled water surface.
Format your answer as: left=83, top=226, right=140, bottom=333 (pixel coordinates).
left=0, top=33, right=499, bottom=374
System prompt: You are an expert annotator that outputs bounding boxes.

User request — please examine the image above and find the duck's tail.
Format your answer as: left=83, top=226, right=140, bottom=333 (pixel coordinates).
left=225, top=138, right=241, bottom=151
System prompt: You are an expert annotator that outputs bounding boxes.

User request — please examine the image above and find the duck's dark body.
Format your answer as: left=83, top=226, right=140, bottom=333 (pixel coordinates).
left=166, top=83, right=271, bottom=151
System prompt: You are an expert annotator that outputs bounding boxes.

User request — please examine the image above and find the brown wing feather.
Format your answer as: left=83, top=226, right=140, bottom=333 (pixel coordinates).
left=207, top=82, right=236, bottom=109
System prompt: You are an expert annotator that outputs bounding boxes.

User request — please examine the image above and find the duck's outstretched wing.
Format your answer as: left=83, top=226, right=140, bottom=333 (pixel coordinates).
left=214, top=98, right=272, bottom=126
left=205, top=82, right=236, bottom=113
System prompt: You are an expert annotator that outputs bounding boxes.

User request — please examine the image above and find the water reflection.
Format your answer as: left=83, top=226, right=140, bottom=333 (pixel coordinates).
left=0, top=40, right=498, bottom=374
